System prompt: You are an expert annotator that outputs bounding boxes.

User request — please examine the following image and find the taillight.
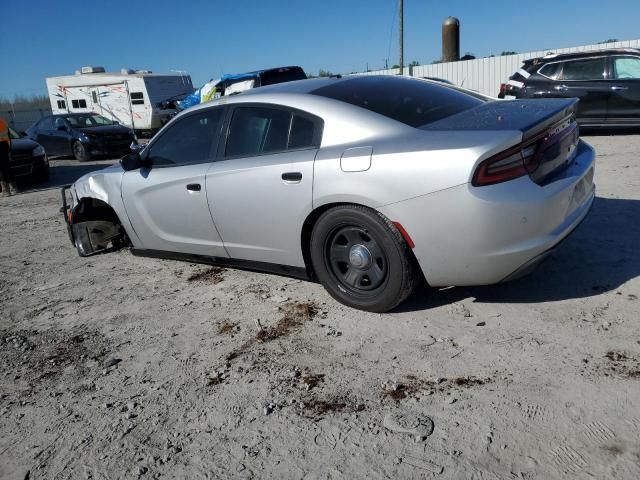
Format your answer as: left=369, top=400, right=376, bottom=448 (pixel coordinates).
left=472, top=139, right=542, bottom=187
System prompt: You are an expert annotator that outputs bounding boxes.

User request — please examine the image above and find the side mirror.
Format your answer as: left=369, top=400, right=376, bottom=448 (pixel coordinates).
left=130, top=142, right=144, bottom=153
left=120, top=152, right=145, bottom=171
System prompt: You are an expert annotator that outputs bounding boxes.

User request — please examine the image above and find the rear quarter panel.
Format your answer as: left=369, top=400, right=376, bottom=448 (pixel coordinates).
left=312, top=130, right=521, bottom=209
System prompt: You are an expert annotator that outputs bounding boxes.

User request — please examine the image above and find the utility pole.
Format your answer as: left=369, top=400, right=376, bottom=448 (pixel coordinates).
left=399, top=0, right=404, bottom=75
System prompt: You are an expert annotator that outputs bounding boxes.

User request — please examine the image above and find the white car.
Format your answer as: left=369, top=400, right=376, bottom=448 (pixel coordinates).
left=62, top=75, right=595, bottom=312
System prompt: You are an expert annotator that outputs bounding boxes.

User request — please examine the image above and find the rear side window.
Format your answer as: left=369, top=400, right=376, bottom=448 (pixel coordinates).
left=288, top=115, right=317, bottom=149
left=39, top=117, right=54, bottom=129
left=613, top=57, right=640, bottom=79
left=147, top=109, right=223, bottom=166
left=559, top=58, right=606, bottom=81
left=538, top=63, right=560, bottom=80
left=225, top=107, right=292, bottom=157
left=311, top=76, right=484, bottom=128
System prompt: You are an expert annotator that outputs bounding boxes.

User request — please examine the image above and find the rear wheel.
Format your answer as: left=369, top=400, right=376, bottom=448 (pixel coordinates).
left=72, top=141, right=91, bottom=162
left=310, top=205, right=417, bottom=312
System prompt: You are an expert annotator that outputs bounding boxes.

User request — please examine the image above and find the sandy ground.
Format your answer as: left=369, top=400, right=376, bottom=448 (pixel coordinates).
left=1, top=134, right=639, bottom=480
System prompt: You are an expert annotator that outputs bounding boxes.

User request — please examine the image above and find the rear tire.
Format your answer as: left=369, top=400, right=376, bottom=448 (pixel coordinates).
left=310, top=205, right=417, bottom=312
left=72, top=141, right=91, bottom=162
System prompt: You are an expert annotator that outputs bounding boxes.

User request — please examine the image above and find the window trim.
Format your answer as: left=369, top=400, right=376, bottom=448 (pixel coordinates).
left=611, top=55, right=640, bottom=81
left=142, top=107, right=227, bottom=168
left=537, top=55, right=609, bottom=82
left=219, top=102, right=324, bottom=161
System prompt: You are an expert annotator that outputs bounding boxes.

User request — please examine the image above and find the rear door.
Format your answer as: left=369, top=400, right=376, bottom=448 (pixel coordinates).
left=121, top=107, right=228, bottom=257
left=549, top=57, right=610, bottom=124
left=607, top=55, right=640, bottom=125
left=50, top=117, right=73, bottom=155
left=205, top=104, right=322, bottom=267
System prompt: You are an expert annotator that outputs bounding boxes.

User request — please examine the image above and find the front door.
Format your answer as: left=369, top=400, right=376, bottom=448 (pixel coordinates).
left=205, top=105, right=322, bottom=267
left=607, top=55, right=640, bottom=125
left=121, top=107, right=228, bottom=257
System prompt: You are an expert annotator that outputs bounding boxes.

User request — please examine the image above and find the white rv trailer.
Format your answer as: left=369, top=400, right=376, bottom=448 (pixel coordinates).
left=45, top=66, right=193, bottom=134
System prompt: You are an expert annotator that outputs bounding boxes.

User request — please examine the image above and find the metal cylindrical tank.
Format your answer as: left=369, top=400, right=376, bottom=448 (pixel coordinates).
left=442, top=17, right=460, bottom=62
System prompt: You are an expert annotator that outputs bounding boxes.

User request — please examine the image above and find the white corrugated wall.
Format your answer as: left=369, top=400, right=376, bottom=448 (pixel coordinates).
left=354, top=39, right=640, bottom=97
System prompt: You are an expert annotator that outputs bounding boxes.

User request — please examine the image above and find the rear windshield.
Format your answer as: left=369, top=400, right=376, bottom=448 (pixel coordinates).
left=310, top=76, right=485, bottom=128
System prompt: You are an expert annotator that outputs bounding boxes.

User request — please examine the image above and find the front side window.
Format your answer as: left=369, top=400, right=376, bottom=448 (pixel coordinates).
left=559, top=58, right=606, bottom=81
left=147, top=109, right=223, bottom=166
left=225, top=107, right=292, bottom=157
left=613, top=56, right=640, bottom=79
left=54, top=117, right=68, bottom=129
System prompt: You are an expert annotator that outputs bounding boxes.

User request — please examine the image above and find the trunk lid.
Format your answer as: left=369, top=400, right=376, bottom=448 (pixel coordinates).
left=422, top=99, right=580, bottom=185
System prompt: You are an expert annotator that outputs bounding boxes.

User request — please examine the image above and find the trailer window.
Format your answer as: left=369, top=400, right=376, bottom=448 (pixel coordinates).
left=57, top=100, right=66, bottom=109
left=92, top=92, right=98, bottom=103
left=71, top=99, right=87, bottom=109
left=131, top=92, right=144, bottom=105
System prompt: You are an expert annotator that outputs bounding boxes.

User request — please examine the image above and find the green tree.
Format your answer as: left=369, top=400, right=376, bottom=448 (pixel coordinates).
left=501, top=51, right=517, bottom=56
left=409, top=60, right=420, bottom=67
left=318, top=69, right=334, bottom=77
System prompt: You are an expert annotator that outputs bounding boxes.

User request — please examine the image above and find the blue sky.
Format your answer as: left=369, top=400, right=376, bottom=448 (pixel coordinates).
left=2, top=0, right=639, bottom=99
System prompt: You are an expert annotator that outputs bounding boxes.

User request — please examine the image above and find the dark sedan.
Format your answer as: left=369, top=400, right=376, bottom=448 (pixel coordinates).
left=26, top=113, right=137, bottom=161
left=499, top=48, right=640, bottom=127
left=9, top=127, right=49, bottom=184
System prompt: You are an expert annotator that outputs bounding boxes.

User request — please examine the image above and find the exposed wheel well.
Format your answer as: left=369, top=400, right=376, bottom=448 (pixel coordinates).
left=71, top=197, right=122, bottom=225
left=300, top=202, right=427, bottom=285
left=70, top=197, right=129, bottom=252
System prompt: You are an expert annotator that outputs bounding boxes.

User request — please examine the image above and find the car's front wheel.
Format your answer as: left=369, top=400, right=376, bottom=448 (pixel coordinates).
left=310, top=205, right=417, bottom=312
left=72, top=141, right=91, bottom=162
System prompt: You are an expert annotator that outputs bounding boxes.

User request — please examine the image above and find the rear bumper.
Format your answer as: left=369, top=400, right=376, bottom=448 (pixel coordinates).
left=379, top=140, right=596, bottom=287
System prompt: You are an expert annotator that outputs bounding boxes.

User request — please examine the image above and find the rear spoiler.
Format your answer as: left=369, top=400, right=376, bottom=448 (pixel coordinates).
left=421, top=98, right=579, bottom=139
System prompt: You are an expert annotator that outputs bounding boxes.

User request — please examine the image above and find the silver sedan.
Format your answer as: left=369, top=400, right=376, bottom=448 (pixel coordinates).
left=62, top=75, right=595, bottom=312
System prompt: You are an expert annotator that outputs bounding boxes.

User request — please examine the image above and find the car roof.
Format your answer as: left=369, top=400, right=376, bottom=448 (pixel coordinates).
left=190, top=74, right=472, bottom=105
left=526, top=48, right=640, bottom=65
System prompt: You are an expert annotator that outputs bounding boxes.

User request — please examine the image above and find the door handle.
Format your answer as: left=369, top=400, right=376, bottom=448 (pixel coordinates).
left=611, top=85, right=628, bottom=91
left=281, top=172, right=302, bottom=182
left=186, top=183, right=201, bottom=192
left=554, top=84, right=569, bottom=92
